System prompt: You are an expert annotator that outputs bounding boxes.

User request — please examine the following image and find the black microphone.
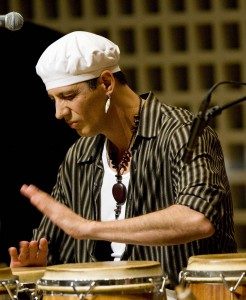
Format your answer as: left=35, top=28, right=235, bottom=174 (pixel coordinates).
left=0, top=12, right=24, bottom=31
left=182, top=80, right=246, bottom=164
left=182, top=93, right=211, bottom=164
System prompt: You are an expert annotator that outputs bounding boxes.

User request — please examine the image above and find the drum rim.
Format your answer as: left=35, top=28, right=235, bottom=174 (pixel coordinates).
left=187, top=253, right=246, bottom=260
left=37, top=275, right=164, bottom=287
left=37, top=276, right=165, bottom=293
left=181, top=269, right=246, bottom=282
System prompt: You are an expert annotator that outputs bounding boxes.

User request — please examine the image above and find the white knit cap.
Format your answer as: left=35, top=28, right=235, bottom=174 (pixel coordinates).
left=36, top=31, right=121, bottom=90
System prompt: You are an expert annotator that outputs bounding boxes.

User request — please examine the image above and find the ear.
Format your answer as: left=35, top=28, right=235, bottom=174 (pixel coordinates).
left=100, top=70, right=115, bottom=93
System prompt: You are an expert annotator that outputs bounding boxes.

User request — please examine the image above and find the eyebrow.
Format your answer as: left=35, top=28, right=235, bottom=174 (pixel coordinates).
left=48, top=88, right=78, bottom=98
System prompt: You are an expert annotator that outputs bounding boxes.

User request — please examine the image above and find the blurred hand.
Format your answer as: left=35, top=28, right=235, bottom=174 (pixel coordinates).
left=19, top=184, right=90, bottom=239
left=9, top=238, right=48, bottom=268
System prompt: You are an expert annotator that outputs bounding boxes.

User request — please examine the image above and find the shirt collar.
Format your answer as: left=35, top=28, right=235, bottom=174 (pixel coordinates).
left=138, top=91, right=163, bottom=138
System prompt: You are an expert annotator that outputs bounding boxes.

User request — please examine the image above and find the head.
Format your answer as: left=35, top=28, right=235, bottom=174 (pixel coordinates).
left=35, top=31, right=128, bottom=136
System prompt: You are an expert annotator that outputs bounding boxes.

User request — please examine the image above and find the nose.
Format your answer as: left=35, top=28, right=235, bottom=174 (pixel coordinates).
left=55, top=101, right=70, bottom=119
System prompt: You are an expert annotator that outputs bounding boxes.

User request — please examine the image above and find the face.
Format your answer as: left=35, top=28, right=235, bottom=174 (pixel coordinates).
left=48, top=81, right=106, bottom=137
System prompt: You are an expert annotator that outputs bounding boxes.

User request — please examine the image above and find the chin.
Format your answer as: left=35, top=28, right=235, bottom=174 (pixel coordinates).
left=76, top=129, right=95, bottom=137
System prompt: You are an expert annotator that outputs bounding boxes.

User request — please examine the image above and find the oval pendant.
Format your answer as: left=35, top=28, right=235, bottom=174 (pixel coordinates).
left=112, top=182, right=127, bottom=204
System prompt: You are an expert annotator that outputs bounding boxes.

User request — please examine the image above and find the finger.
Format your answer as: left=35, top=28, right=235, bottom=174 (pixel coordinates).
left=9, top=248, right=22, bottom=268
left=39, top=238, right=48, bottom=251
left=20, top=185, right=77, bottom=226
left=19, top=251, right=30, bottom=261
left=37, top=238, right=48, bottom=264
left=8, top=247, right=19, bottom=261
left=19, top=241, right=30, bottom=256
left=20, top=184, right=62, bottom=216
left=20, top=184, right=38, bottom=198
left=28, top=241, right=39, bottom=260
left=9, top=243, right=30, bottom=268
left=20, top=185, right=84, bottom=238
left=17, top=241, right=31, bottom=262
left=19, top=241, right=30, bottom=249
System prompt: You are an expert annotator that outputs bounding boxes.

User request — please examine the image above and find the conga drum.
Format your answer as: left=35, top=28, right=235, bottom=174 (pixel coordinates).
left=36, top=261, right=168, bottom=300
left=11, top=267, right=46, bottom=300
left=179, top=253, right=246, bottom=300
left=0, top=264, right=18, bottom=300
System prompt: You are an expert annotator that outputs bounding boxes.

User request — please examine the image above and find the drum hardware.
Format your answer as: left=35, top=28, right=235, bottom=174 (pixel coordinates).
left=0, top=279, right=19, bottom=300
left=179, top=270, right=246, bottom=299
left=178, top=271, right=187, bottom=287
left=17, top=282, right=38, bottom=300
left=67, top=274, right=169, bottom=299
left=70, top=281, right=96, bottom=300
left=220, top=271, right=246, bottom=295
left=0, top=265, right=19, bottom=300
left=11, top=267, right=46, bottom=300
left=154, top=274, right=168, bottom=296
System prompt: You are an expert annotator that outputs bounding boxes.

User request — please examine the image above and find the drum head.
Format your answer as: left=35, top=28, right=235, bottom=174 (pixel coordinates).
left=183, top=253, right=246, bottom=282
left=41, top=261, right=163, bottom=281
left=11, top=267, right=46, bottom=284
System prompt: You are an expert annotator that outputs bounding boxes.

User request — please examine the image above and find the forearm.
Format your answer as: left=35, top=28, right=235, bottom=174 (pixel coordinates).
left=86, top=204, right=215, bottom=246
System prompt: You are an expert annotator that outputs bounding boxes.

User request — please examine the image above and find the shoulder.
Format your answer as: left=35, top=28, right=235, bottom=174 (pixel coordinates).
left=140, top=92, right=194, bottom=139
left=142, top=91, right=193, bottom=123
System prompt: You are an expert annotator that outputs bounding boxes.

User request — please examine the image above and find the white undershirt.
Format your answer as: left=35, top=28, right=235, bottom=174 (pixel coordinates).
left=101, top=142, right=130, bottom=261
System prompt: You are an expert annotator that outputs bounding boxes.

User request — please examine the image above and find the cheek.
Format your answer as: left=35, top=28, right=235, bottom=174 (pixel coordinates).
left=85, top=97, right=104, bottom=116
left=70, top=100, right=87, bottom=116
left=73, top=92, right=104, bottom=118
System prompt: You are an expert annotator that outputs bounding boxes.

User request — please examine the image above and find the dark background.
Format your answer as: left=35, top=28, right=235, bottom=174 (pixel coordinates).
left=0, top=22, right=78, bottom=264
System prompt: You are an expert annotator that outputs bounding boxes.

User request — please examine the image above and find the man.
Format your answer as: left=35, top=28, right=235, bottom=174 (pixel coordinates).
left=8, top=31, right=237, bottom=286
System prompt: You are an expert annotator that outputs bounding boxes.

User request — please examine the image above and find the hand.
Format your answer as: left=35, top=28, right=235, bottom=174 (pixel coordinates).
left=9, top=238, right=48, bottom=268
left=20, top=184, right=91, bottom=239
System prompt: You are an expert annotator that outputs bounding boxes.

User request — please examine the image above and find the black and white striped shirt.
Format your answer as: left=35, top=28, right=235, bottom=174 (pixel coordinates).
left=33, top=91, right=237, bottom=283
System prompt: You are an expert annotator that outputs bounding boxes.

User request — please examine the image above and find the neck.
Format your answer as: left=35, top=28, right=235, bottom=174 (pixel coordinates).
left=104, top=92, right=143, bottom=148
left=107, top=96, right=142, bottom=174
left=107, top=141, right=125, bottom=164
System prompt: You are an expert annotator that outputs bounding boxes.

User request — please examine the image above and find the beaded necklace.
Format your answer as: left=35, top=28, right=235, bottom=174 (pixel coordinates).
left=107, top=96, right=142, bottom=219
